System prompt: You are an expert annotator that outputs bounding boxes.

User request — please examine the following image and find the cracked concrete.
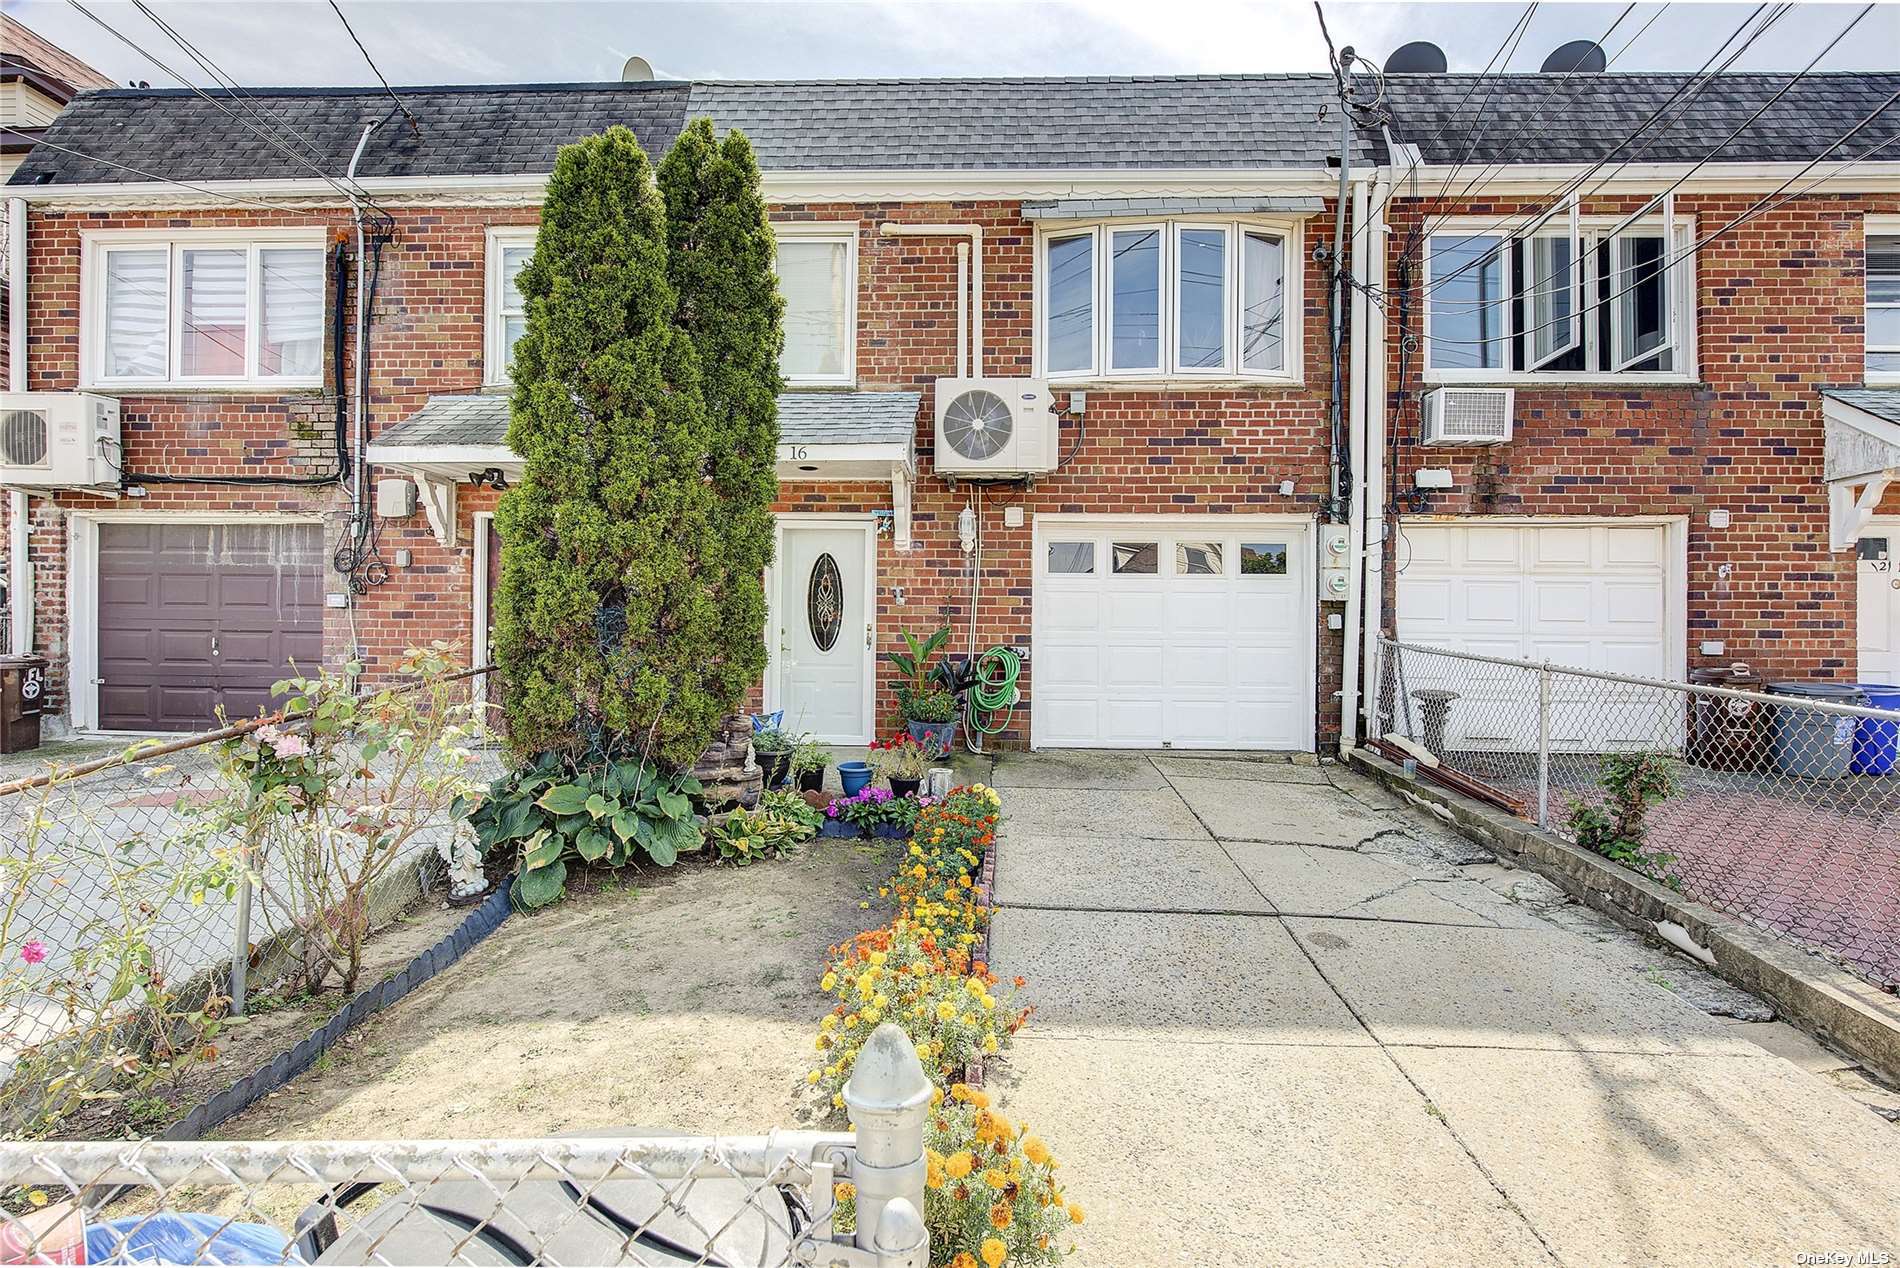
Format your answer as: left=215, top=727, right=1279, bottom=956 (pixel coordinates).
left=986, top=749, right=1900, bottom=1265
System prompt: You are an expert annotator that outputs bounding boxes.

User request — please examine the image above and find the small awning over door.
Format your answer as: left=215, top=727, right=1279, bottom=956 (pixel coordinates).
left=1823, top=388, right=1900, bottom=550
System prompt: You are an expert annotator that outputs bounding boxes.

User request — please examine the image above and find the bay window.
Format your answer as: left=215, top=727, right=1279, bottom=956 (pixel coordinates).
left=1039, top=217, right=1299, bottom=381
left=1424, top=215, right=1693, bottom=381
left=774, top=224, right=857, bottom=386
left=1868, top=227, right=1900, bottom=381
left=88, top=232, right=326, bottom=387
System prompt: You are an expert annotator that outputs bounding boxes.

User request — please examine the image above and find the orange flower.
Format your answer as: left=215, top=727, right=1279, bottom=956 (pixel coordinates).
left=989, top=1200, right=1013, bottom=1230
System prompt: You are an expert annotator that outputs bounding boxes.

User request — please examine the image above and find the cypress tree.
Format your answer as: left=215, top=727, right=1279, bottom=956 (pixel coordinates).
left=657, top=118, right=783, bottom=717
left=491, top=125, right=728, bottom=771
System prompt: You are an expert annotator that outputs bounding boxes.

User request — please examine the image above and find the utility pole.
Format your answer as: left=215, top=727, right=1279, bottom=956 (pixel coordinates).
left=1325, top=44, right=1356, bottom=525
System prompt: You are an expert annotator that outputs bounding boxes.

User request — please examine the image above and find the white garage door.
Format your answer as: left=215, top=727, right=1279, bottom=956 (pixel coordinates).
left=1032, top=518, right=1313, bottom=749
left=1395, top=520, right=1678, bottom=751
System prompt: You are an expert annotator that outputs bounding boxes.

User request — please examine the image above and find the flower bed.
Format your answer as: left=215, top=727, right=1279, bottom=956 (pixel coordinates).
left=804, top=783, right=1082, bottom=1268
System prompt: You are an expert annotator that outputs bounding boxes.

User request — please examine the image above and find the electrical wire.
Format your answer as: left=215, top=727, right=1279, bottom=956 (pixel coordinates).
left=327, top=0, right=422, bottom=135
left=0, top=129, right=312, bottom=210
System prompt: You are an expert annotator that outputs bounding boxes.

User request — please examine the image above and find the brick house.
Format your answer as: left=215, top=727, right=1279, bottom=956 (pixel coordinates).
left=2, top=66, right=1897, bottom=753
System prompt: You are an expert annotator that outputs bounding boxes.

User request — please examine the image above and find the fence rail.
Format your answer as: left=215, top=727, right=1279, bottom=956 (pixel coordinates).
left=1371, top=639, right=1900, bottom=990
left=0, top=1026, right=934, bottom=1266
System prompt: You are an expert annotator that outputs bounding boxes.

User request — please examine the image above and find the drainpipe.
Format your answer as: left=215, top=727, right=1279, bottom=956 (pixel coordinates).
left=7, top=195, right=32, bottom=656
left=1338, top=174, right=1374, bottom=758
left=345, top=121, right=380, bottom=528
left=1324, top=48, right=1355, bottom=525
left=877, top=222, right=983, bottom=378
left=1359, top=163, right=1393, bottom=752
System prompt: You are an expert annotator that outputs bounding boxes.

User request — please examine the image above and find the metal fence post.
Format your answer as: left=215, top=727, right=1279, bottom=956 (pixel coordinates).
left=229, top=789, right=259, bottom=1018
left=1536, top=662, right=1552, bottom=830
left=841, top=1023, right=931, bottom=1267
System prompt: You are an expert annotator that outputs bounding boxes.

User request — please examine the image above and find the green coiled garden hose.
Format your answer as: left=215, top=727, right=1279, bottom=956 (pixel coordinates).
left=966, top=646, right=1022, bottom=749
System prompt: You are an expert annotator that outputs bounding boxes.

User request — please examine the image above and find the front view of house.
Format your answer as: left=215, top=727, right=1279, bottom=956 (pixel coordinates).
left=3, top=68, right=1897, bottom=751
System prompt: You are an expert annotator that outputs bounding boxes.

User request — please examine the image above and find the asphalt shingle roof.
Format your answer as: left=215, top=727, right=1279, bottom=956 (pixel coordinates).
left=9, top=71, right=1896, bottom=189
left=1821, top=387, right=1900, bottom=427
left=371, top=390, right=919, bottom=451
left=1379, top=72, right=1900, bottom=166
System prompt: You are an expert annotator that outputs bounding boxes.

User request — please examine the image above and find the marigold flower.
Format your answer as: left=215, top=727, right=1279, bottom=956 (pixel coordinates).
left=1022, top=1136, right=1050, bottom=1166
left=989, top=1200, right=1013, bottom=1230
left=806, top=1070, right=820, bottom=1085
left=834, top=1181, right=855, bottom=1202
left=945, top=1151, right=976, bottom=1180
left=983, top=1168, right=1009, bottom=1190
left=983, top=1033, right=1000, bottom=1055
left=1068, top=1202, right=1085, bottom=1224
left=936, top=1000, right=958, bottom=1023
left=980, top=1236, right=1007, bottom=1267
left=949, top=1255, right=978, bottom=1268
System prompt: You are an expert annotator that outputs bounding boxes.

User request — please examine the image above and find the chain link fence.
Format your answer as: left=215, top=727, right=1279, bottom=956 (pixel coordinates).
left=0, top=664, right=506, bottom=1136
left=1371, top=639, right=1900, bottom=991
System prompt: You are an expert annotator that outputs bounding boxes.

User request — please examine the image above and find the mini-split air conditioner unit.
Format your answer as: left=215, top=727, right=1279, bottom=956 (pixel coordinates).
left=932, top=378, right=1059, bottom=478
left=0, top=393, right=121, bottom=487
left=1421, top=386, right=1514, bottom=446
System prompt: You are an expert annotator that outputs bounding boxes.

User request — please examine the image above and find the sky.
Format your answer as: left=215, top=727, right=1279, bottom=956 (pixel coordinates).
left=5, top=0, right=1897, bottom=88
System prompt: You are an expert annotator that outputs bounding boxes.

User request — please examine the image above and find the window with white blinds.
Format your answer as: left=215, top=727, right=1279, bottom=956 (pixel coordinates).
left=1869, top=230, right=1900, bottom=381
left=485, top=228, right=537, bottom=384
left=773, top=225, right=857, bottom=385
left=88, top=235, right=326, bottom=385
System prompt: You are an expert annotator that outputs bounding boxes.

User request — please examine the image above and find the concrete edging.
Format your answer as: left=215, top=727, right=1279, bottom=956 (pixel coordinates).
left=1349, top=748, right=1900, bottom=1083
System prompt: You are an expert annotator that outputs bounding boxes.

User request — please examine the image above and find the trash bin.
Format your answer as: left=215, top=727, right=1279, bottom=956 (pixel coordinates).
left=0, top=654, right=46, bottom=755
left=1851, top=682, right=1900, bottom=776
left=1687, top=664, right=1768, bottom=771
left=1766, top=681, right=1864, bottom=780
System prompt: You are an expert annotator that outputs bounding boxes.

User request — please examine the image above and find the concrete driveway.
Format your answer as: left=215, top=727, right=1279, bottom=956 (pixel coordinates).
left=985, top=750, right=1900, bottom=1267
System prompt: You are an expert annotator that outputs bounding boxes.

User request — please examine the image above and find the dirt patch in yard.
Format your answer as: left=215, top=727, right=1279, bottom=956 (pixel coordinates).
left=219, top=837, right=897, bottom=1143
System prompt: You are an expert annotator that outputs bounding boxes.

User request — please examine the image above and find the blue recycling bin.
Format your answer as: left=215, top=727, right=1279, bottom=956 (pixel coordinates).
left=1851, top=683, right=1900, bottom=775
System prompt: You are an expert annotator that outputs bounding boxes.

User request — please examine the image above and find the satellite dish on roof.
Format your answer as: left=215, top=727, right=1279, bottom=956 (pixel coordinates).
left=1542, top=39, right=1607, bottom=73
left=621, top=55, right=654, bottom=82
left=1384, top=41, right=1448, bottom=74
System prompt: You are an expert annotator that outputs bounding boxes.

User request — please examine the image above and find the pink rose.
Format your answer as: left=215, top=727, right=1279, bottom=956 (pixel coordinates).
left=21, top=941, right=46, bottom=965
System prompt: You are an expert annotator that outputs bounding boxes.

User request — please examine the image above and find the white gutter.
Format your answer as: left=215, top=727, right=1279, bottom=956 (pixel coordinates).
left=1337, top=173, right=1373, bottom=758
left=6, top=196, right=31, bottom=656
left=878, top=223, right=983, bottom=378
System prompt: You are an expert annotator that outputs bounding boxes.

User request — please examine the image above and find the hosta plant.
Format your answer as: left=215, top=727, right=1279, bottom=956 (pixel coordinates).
left=834, top=1083, right=1080, bottom=1268
left=707, top=791, right=822, bottom=866
left=466, top=751, right=704, bottom=909
left=809, top=919, right=1027, bottom=1112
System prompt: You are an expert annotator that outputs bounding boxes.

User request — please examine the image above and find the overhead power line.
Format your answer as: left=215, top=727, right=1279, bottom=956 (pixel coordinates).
left=327, top=0, right=421, bottom=135
left=0, top=128, right=313, bottom=211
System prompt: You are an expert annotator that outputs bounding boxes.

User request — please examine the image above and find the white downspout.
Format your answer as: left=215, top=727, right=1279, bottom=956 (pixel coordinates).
left=877, top=222, right=983, bottom=378
left=7, top=195, right=33, bottom=657
left=1359, top=165, right=1393, bottom=750
left=345, top=122, right=380, bottom=526
left=1338, top=174, right=1372, bottom=757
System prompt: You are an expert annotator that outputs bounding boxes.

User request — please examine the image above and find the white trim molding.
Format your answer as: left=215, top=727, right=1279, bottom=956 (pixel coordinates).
left=771, top=220, right=860, bottom=387
left=1824, top=394, right=1900, bottom=550
left=484, top=226, right=537, bottom=387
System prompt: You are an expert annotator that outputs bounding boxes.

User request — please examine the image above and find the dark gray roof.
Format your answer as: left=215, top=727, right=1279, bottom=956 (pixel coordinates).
left=371, top=390, right=918, bottom=451
left=1380, top=72, right=1900, bottom=165
left=1022, top=196, right=1325, bottom=219
left=1821, top=387, right=1900, bottom=427
left=7, top=75, right=1362, bottom=187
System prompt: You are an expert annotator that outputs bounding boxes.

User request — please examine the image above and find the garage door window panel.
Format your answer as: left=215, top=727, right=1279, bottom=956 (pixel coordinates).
left=1175, top=541, right=1223, bottom=575
left=1112, top=542, right=1158, bottom=575
left=1047, top=541, right=1095, bottom=574
left=1241, top=542, right=1288, bottom=575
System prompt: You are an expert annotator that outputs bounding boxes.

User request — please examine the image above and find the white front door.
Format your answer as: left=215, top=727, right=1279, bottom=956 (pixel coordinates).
left=777, top=522, right=874, bottom=743
left=1861, top=522, right=1899, bottom=683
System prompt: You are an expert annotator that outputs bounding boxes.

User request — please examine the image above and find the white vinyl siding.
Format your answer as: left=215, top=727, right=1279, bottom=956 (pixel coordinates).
left=85, top=232, right=325, bottom=388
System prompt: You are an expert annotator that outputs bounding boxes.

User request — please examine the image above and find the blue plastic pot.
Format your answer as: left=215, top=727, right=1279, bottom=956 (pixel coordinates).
left=1851, top=683, right=1900, bottom=775
left=818, top=818, right=858, bottom=839
left=838, top=761, right=873, bottom=796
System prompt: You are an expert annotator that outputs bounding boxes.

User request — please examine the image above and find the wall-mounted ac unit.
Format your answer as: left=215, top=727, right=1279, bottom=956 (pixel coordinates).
left=0, top=393, right=121, bottom=488
left=1422, top=386, right=1514, bottom=446
left=932, top=378, right=1058, bottom=479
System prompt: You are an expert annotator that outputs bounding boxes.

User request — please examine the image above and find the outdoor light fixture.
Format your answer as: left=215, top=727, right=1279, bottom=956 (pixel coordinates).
left=468, top=468, right=511, bottom=490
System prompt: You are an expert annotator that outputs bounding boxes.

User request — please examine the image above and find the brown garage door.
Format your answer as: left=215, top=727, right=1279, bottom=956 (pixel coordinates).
left=98, top=521, right=325, bottom=731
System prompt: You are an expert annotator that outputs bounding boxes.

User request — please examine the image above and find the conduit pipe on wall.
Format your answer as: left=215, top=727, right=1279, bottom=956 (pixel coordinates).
left=877, top=222, right=983, bottom=378
left=1338, top=174, right=1374, bottom=757
left=1358, top=166, right=1393, bottom=755
left=7, top=195, right=33, bottom=656
left=345, top=120, right=381, bottom=527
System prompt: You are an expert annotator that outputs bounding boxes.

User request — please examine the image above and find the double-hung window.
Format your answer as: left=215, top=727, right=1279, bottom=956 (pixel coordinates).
left=485, top=227, right=536, bottom=384
left=1868, top=225, right=1900, bottom=382
left=87, top=232, right=325, bottom=388
left=1039, top=217, right=1299, bottom=382
left=1423, top=211, right=1694, bottom=381
left=773, top=223, right=857, bottom=386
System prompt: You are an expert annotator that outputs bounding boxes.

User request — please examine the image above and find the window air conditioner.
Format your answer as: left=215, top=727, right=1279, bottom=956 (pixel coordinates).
left=1421, top=386, right=1514, bottom=446
left=0, top=393, right=122, bottom=488
left=932, top=378, right=1058, bottom=479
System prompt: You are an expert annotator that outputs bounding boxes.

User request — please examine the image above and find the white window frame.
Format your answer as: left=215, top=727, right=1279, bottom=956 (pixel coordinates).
left=1522, top=194, right=1581, bottom=371
left=1104, top=223, right=1164, bottom=376
left=1034, top=215, right=1304, bottom=386
left=484, top=226, right=537, bottom=388
left=81, top=228, right=327, bottom=390
left=771, top=221, right=859, bottom=388
left=1423, top=212, right=1698, bottom=386
left=1238, top=226, right=1291, bottom=375
left=1422, top=229, right=1511, bottom=376
left=1868, top=215, right=1900, bottom=387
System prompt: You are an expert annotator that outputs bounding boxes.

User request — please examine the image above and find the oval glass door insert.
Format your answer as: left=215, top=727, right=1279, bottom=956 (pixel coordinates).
left=808, top=553, right=843, bottom=652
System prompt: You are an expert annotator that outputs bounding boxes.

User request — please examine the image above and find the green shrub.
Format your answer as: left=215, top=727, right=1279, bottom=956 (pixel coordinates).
left=466, top=752, right=704, bottom=909
left=1566, top=751, right=1678, bottom=881
left=896, top=687, right=958, bottom=724
left=789, top=740, right=830, bottom=778
left=708, top=790, right=822, bottom=866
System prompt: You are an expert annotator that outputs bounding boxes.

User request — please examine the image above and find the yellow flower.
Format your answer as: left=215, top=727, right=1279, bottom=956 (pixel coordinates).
left=982, top=1033, right=1000, bottom=1055
left=821, top=973, right=837, bottom=991
left=980, top=1236, right=1007, bottom=1268
left=936, top=1000, right=958, bottom=1023
left=961, top=1013, right=977, bottom=1027
left=806, top=1070, right=821, bottom=1085
left=989, top=1200, right=1013, bottom=1230
left=925, top=1151, right=947, bottom=1190
left=844, top=1014, right=859, bottom=1028
left=820, top=1014, right=837, bottom=1031
left=1068, top=1202, right=1085, bottom=1225
left=945, top=1151, right=976, bottom=1180
left=869, top=951, right=887, bottom=967
left=966, top=977, right=986, bottom=996
left=833, top=1093, right=845, bottom=1108
left=863, top=1007, right=882, bottom=1024
left=950, top=1255, right=978, bottom=1268
left=931, top=1085, right=945, bottom=1106
left=983, top=1168, right=1009, bottom=1190
left=816, top=1035, right=831, bottom=1051
left=834, top=1181, right=856, bottom=1202
left=26, top=1190, right=48, bottom=1208
left=1022, top=1136, right=1050, bottom=1166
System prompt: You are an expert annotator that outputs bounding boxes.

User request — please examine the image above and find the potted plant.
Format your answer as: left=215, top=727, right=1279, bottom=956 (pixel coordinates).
left=837, top=759, right=874, bottom=798
left=887, top=626, right=961, bottom=751
left=789, top=739, right=830, bottom=793
left=752, top=723, right=793, bottom=790
left=868, top=732, right=934, bottom=799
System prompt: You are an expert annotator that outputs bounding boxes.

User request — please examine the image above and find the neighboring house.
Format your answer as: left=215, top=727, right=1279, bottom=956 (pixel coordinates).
left=0, top=62, right=1896, bottom=752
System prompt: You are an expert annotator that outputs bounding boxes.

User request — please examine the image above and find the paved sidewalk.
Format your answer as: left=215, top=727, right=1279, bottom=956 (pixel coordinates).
left=985, top=750, right=1900, bottom=1267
